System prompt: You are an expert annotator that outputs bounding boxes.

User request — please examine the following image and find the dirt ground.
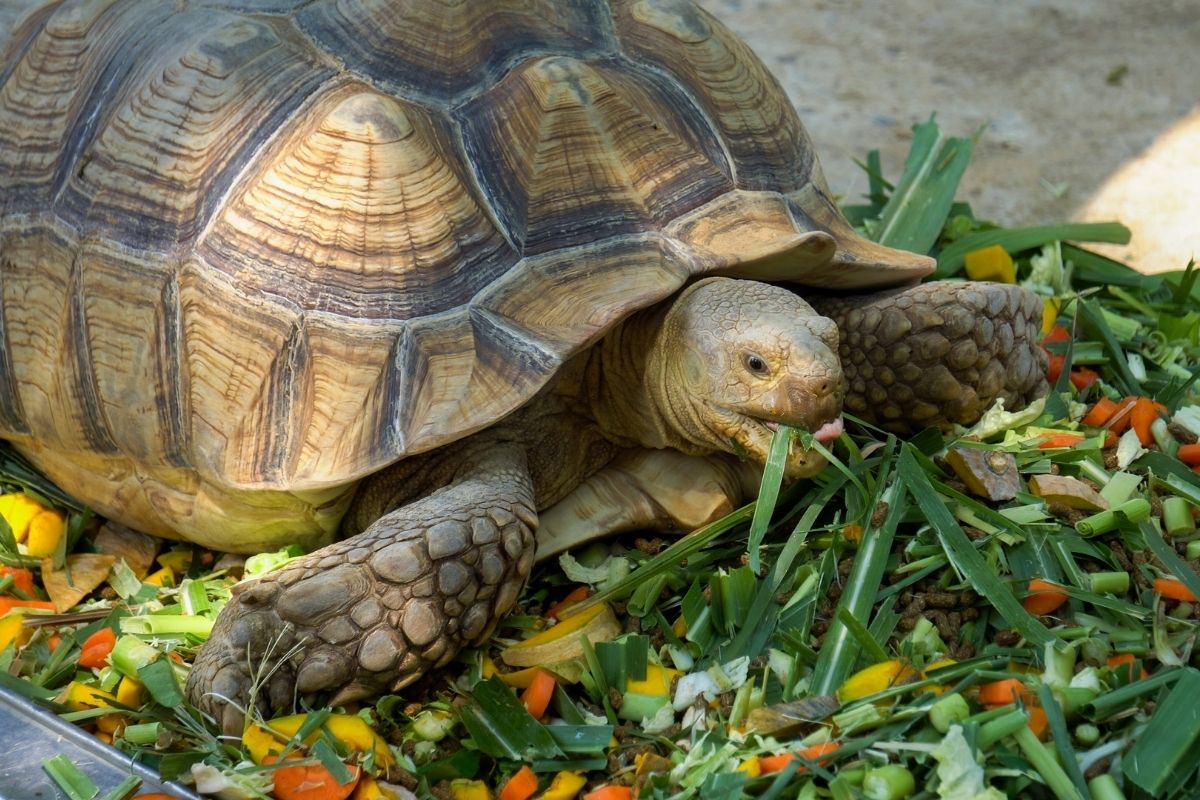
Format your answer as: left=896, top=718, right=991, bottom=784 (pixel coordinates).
left=701, top=0, right=1200, bottom=273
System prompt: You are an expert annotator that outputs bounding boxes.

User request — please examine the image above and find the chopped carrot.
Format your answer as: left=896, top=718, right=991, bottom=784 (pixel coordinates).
left=1022, top=579, right=1069, bottom=615
left=1069, top=368, right=1100, bottom=390
left=1106, top=653, right=1149, bottom=681
left=977, top=678, right=1030, bottom=706
left=79, top=627, right=117, bottom=669
left=47, top=633, right=61, bottom=652
left=1178, top=444, right=1200, bottom=466
left=1082, top=398, right=1120, bottom=427
left=0, top=597, right=55, bottom=614
left=1130, top=397, right=1167, bottom=446
left=1027, top=706, right=1049, bottom=740
left=758, top=742, right=839, bottom=775
left=841, top=524, right=864, bottom=544
left=1106, top=398, right=1139, bottom=434
left=0, top=567, right=35, bottom=597
left=520, top=668, right=557, bottom=720
left=1104, top=430, right=1118, bottom=449
left=498, top=766, right=539, bottom=800
left=1037, top=433, right=1086, bottom=450
left=582, top=787, right=633, bottom=800
left=757, top=753, right=795, bottom=774
left=1046, top=353, right=1065, bottom=383
left=545, top=586, right=590, bottom=621
left=1153, top=577, right=1198, bottom=603
left=1043, top=325, right=1072, bottom=344
left=267, top=758, right=360, bottom=800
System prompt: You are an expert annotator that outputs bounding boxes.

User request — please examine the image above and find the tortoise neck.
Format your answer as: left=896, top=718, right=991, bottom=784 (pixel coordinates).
left=580, top=305, right=700, bottom=454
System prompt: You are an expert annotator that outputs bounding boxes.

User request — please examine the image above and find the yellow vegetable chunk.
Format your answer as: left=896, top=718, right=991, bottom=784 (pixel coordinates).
left=251, top=712, right=395, bottom=769
left=836, top=660, right=919, bottom=703
left=501, top=602, right=619, bottom=667
left=448, top=778, right=490, bottom=800
left=143, top=567, right=175, bottom=587
left=352, top=774, right=400, bottom=800
left=24, top=510, right=66, bottom=557
left=624, top=664, right=681, bottom=697
left=58, top=681, right=118, bottom=712
left=116, top=676, right=146, bottom=708
left=0, top=613, right=28, bottom=651
left=0, top=494, right=48, bottom=543
left=736, top=757, right=762, bottom=778
left=963, top=244, right=1016, bottom=284
left=542, top=770, right=587, bottom=800
left=1042, top=298, right=1062, bottom=334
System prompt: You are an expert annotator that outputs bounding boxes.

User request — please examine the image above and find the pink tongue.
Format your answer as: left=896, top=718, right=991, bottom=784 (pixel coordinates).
left=813, top=416, right=844, bottom=443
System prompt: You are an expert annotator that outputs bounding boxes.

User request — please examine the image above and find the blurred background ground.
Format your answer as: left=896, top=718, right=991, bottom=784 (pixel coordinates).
left=701, top=0, right=1200, bottom=272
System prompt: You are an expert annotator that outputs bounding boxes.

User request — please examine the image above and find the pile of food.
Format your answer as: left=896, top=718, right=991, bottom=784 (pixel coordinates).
left=3, top=122, right=1199, bottom=800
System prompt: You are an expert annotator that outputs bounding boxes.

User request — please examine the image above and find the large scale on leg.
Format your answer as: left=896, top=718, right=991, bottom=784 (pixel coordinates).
left=0, top=0, right=1047, bottom=730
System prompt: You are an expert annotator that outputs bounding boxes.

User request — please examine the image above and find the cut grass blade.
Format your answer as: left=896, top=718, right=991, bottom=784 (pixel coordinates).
left=871, top=116, right=974, bottom=254
left=900, top=446, right=1055, bottom=647
left=1122, top=668, right=1200, bottom=795
left=748, top=425, right=795, bottom=572
left=934, top=222, right=1131, bottom=278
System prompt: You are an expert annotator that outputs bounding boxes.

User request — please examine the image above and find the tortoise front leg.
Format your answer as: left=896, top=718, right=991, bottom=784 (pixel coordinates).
left=186, top=444, right=536, bottom=735
left=535, top=449, right=761, bottom=561
left=809, top=282, right=1047, bottom=433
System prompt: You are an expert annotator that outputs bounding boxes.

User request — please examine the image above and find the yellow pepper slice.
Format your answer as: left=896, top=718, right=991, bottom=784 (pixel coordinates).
left=836, top=659, right=919, bottom=703
left=963, top=244, right=1016, bottom=284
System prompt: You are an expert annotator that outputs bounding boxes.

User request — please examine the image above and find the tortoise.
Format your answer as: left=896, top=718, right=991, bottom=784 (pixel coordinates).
left=0, top=0, right=1046, bottom=731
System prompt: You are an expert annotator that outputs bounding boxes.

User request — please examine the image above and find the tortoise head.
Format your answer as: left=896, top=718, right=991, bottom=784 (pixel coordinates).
left=650, top=277, right=846, bottom=479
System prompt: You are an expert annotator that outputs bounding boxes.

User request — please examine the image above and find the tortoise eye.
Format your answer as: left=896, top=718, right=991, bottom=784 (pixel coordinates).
left=744, top=353, right=769, bottom=376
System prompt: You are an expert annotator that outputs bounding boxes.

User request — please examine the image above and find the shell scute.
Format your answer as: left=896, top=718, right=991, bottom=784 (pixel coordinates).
left=461, top=55, right=732, bottom=256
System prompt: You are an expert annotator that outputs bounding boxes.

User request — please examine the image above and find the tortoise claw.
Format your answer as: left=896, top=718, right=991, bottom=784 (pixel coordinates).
left=186, top=449, right=536, bottom=732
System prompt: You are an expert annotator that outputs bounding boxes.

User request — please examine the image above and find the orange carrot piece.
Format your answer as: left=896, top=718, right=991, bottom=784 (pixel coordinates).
left=520, top=668, right=557, bottom=720
left=78, top=627, right=117, bottom=669
left=1083, top=398, right=1120, bottom=427
left=1046, top=354, right=1066, bottom=383
left=499, top=766, right=539, bottom=800
left=1022, top=579, right=1069, bottom=615
left=758, top=742, right=840, bottom=775
left=1153, top=577, right=1198, bottom=603
left=1106, top=398, right=1138, bottom=434
left=545, top=586, right=590, bottom=621
left=0, top=567, right=35, bottom=597
left=1178, top=444, right=1200, bottom=466
left=1130, top=397, right=1162, bottom=446
left=0, top=597, right=55, bottom=614
left=1043, top=325, right=1072, bottom=344
left=583, top=787, right=633, bottom=800
left=1104, top=430, right=1118, bottom=449
left=268, top=759, right=359, bottom=800
left=978, top=678, right=1030, bottom=706
left=1027, top=706, right=1049, bottom=739
left=1107, top=653, right=1149, bottom=681
left=1069, top=368, right=1100, bottom=390
left=1037, top=433, right=1086, bottom=450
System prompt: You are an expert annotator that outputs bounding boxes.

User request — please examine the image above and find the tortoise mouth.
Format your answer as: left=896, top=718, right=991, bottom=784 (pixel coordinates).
left=712, top=406, right=839, bottom=479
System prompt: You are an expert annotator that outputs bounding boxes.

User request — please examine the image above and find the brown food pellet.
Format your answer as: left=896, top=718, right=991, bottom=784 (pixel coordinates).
left=994, top=630, right=1021, bottom=647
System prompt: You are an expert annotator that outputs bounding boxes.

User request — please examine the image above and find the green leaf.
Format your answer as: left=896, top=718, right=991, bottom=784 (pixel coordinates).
left=900, top=447, right=1056, bottom=647
left=871, top=116, right=974, bottom=254
left=457, top=677, right=563, bottom=761
left=311, top=739, right=355, bottom=785
left=42, top=754, right=99, bottom=800
left=747, top=425, right=793, bottom=572
left=545, top=725, right=613, bottom=753
left=1123, top=668, right=1200, bottom=795
left=934, top=222, right=1131, bottom=278
left=135, top=657, right=184, bottom=708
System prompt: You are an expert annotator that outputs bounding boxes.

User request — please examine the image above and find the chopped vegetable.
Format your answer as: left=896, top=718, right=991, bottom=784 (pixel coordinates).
left=1022, top=579, right=1068, bottom=616
left=1083, top=398, right=1120, bottom=427
left=977, top=678, right=1031, bottom=707
left=498, top=765, right=538, bottom=800
left=519, top=668, right=556, bottom=720
left=1153, top=577, right=1198, bottom=603
left=267, top=756, right=360, bottom=800
left=581, top=787, right=632, bottom=800
left=1130, top=397, right=1166, bottom=446
left=545, top=586, right=590, bottom=620
left=78, top=627, right=117, bottom=670
left=963, top=244, right=1015, bottom=283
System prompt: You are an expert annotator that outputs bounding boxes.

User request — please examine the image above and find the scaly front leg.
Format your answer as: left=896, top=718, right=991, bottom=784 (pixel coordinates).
left=810, top=282, right=1047, bottom=433
left=186, top=445, right=536, bottom=734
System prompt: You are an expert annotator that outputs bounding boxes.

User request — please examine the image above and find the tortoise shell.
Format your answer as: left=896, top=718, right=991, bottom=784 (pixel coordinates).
left=0, top=0, right=929, bottom=549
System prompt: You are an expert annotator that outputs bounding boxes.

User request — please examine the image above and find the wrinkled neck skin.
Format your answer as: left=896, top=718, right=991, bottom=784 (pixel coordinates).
left=577, top=305, right=703, bottom=456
